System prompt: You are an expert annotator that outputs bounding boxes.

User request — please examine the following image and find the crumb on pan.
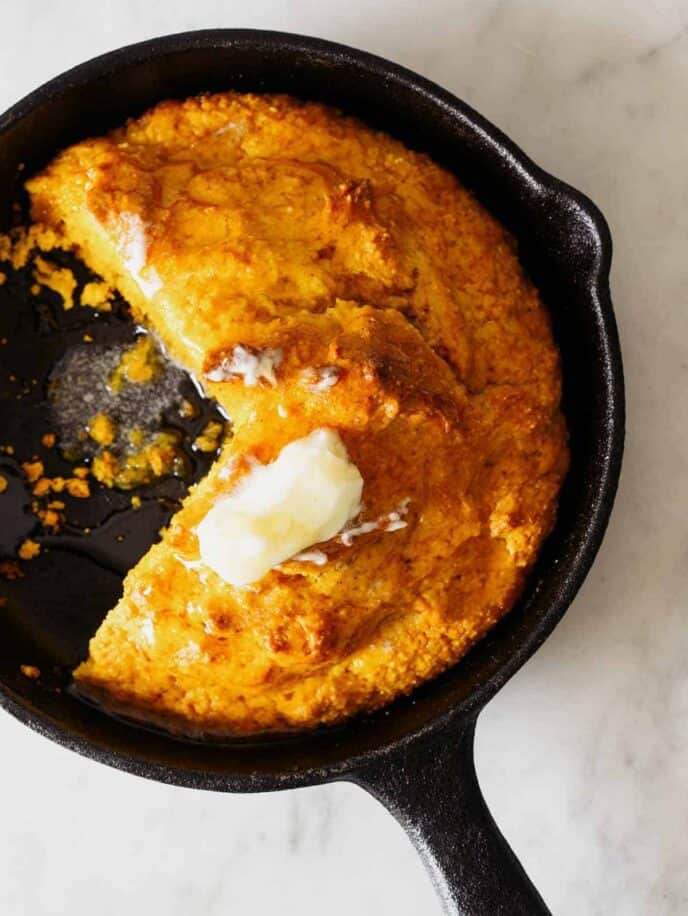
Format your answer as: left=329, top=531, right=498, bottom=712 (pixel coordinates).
left=20, top=664, right=41, bottom=679
left=88, top=413, right=117, bottom=446
left=32, top=255, right=77, bottom=309
left=80, top=280, right=113, bottom=311
left=18, top=539, right=40, bottom=561
left=109, top=335, right=162, bottom=389
left=21, top=460, right=44, bottom=483
left=193, top=420, right=224, bottom=453
left=0, top=224, right=66, bottom=270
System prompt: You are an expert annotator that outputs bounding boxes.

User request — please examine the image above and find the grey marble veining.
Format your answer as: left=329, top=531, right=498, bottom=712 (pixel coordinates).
left=1, top=2, right=686, bottom=914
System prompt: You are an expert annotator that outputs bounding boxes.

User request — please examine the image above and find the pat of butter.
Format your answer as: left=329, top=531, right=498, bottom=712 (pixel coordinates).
left=196, top=429, right=363, bottom=586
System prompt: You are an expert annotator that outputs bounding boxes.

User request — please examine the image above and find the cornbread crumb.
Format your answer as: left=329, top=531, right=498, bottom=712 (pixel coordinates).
left=0, top=475, right=7, bottom=494
left=128, top=428, right=145, bottom=448
left=131, top=495, right=142, bottom=510
left=193, top=420, right=224, bottom=453
left=37, top=508, right=61, bottom=529
left=20, top=664, right=41, bottom=679
left=73, top=467, right=89, bottom=479
left=41, top=432, right=56, bottom=448
left=178, top=399, right=197, bottom=419
left=109, top=335, right=161, bottom=390
left=0, top=271, right=6, bottom=285
left=31, top=470, right=89, bottom=506
left=18, top=539, right=41, bottom=561
left=32, top=477, right=53, bottom=497
left=91, top=431, right=183, bottom=489
left=22, top=460, right=44, bottom=483
left=65, top=478, right=90, bottom=498
left=80, top=280, right=113, bottom=311
left=83, top=333, right=94, bottom=343
left=91, top=451, right=119, bottom=487
left=35, top=493, right=67, bottom=529
left=0, top=223, right=65, bottom=270
left=88, top=413, right=116, bottom=446
left=147, top=440, right=173, bottom=476
left=32, top=255, right=77, bottom=309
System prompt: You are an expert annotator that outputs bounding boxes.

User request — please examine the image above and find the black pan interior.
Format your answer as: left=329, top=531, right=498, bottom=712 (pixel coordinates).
left=0, top=31, right=623, bottom=790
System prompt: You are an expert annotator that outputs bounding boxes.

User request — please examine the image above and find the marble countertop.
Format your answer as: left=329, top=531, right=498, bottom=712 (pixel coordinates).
left=1, top=2, right=686, bottom=913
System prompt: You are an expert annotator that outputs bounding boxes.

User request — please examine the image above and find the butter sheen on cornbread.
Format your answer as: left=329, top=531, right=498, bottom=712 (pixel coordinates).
left=197, top=428, right=364, bottom=587
left=27, top=92, right=569, bottom=735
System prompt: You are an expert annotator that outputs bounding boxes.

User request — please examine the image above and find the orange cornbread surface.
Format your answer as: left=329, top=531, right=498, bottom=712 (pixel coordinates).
left=27, top=93, right=568, bottom=735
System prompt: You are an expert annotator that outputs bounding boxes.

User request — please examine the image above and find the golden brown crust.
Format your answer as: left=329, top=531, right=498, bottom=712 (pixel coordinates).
left=27, top=92, right=568, bottom=734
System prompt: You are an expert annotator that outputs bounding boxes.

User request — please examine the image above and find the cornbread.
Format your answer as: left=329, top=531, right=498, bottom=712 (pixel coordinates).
left=26, top=92, right=568, bottom=735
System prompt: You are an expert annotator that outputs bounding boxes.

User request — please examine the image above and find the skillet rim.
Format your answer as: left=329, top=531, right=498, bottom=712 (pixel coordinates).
left=0, top=29, right=625, bottom=791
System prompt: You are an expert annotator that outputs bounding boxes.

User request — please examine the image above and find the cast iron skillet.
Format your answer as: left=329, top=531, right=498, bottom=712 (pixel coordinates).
left=0, top=30, right=624, bottom=915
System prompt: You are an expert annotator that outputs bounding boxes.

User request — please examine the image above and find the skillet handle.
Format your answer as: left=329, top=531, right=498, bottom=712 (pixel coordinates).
left=353, top=715, right=551, bottom=915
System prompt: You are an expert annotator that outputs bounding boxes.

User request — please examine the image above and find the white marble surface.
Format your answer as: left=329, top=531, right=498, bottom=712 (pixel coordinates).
left=1, top=2, right=686, bottom=913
